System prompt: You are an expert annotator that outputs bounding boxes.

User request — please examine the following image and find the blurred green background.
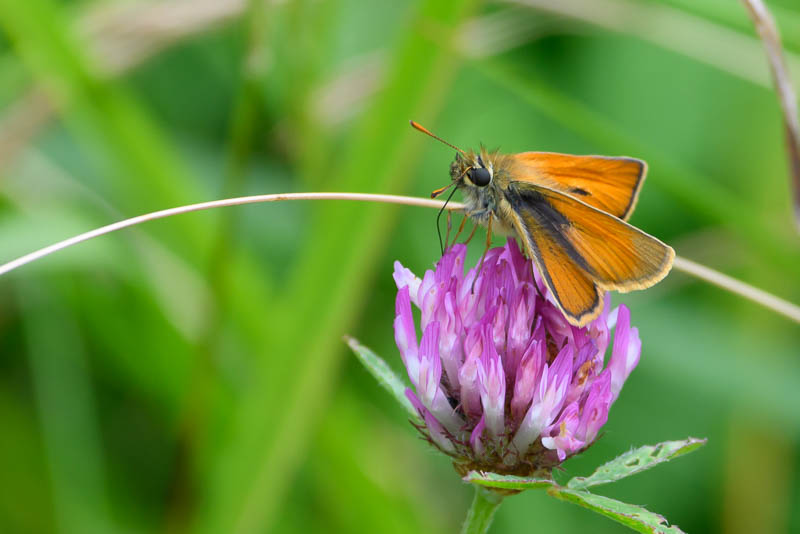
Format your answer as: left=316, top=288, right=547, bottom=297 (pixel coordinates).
left=1, top=0, right=799, bottom=532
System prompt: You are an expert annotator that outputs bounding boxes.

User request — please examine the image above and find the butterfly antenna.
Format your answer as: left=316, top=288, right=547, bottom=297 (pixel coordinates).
left=436, top=186, right=458, bottom=255
left=410, top=120, right=466, bottom=155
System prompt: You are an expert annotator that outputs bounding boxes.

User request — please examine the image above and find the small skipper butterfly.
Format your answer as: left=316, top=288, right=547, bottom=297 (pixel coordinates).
left=412, top=120, right=675, bottom=327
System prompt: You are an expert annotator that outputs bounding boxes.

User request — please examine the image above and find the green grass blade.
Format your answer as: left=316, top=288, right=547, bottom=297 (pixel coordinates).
left=0, top=0, right=208, bottom=256
left=19, top=280, right=115, bottom=533
left=199, top=1, right=480, bottom=533
left=345, top=336, right=418, bottom=420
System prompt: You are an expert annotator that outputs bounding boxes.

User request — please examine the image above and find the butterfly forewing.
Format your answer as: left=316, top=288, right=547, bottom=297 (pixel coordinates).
left=510, top=152, right=645, bottom=220
left=507, top=182, right=674, bottom=294
left=522, top=228, right=605, bottom=326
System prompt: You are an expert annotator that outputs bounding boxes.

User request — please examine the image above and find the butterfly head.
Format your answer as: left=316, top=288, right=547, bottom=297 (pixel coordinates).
left=450, top=151, right=493, bottom=189
left=409, top=121, right=496, bottom=198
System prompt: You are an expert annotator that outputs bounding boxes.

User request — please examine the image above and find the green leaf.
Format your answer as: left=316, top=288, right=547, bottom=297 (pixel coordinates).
left=567, top=437, right=707, bottom=490
left=464, top=471, right=556, bottom=491
left=548, top=487, right=685, bottom=534
left=345, top=337, right=418, bottom=421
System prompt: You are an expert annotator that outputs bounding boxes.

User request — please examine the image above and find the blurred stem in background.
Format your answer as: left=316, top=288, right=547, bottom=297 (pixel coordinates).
left=20, top=280, right=115, bottom=533
left=721, top=408, right=794, bottom=534
left=740, top=0, right=800, bottom=231
left=726, top=4, right=799, bottom=531
left=199, top=1, right=480, bottom=533
left=0, top=0, right=211, bottom=259
left=0, top=0, right=247, bottom=169
left=168, top=0, right=271, bottom=531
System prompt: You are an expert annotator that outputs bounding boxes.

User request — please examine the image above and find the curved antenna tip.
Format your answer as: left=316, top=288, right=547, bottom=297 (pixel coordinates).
left=409, top=121, right=465, bottom=155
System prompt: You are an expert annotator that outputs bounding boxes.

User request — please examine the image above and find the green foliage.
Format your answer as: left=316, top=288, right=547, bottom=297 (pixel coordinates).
left=547, top=489, right=685, bottom=534
left=567, top=438, right=708, bottom=490
left=0, top=0, right=799, bottom=533
left=345, top=337, right=419, bottom=420
left=466, top=439, right=706, bottom=533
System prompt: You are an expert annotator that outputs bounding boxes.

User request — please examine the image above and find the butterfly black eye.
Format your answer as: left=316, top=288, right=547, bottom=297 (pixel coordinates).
left=469, top=167, right=492, bottom=187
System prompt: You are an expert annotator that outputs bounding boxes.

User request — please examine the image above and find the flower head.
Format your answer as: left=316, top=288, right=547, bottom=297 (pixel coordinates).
left=393, top=239, right=641, bottom=477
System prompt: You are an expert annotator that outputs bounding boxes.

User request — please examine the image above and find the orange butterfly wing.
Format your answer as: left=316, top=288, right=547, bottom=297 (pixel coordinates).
left=529, top=184, right=674, bottom=291
left=503, top=182, right=674, bottom=325
left=519, top=224, right=605, bottom=326
left=507, top=181, right=674, bottom=291
left=510, top=152, right=645, bottom=220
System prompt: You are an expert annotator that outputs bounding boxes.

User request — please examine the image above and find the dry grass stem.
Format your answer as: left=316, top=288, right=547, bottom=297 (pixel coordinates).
left=673, top=256, right=800, bottom=324
left=0, top=193, right=462, bottom=276
left=1, top=192, right=796, bottom=325
left=741, top=0, right=800, bottom=232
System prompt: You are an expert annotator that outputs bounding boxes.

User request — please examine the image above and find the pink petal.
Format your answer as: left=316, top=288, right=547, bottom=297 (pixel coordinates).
left=609, top=305, right=641, bottom=403
left=393, top=287, right=419, bottom=385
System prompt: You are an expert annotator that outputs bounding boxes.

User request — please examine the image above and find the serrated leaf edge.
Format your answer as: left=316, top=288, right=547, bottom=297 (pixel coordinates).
left=344, top=336, right=419, bottom=421
left=548, top=487, right=686, bottom=534
left=567, top=437, right=707, bottom=490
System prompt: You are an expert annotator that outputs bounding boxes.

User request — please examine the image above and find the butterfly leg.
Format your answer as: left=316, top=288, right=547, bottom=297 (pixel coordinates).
left=463, top=220, right=479, bottom=245
left=471, top=215, right=494, bottom=293
left=452, top=213, right=468, bottom=244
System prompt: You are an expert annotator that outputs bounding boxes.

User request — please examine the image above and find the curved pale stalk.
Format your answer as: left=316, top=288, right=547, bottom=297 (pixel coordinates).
left=1, top=192, right=798, bottom=324
left=741, top=0, right=800, bottom=232
left=0, top=192, right=460, bottom=276
left=672, top=256, right=800, bottom=323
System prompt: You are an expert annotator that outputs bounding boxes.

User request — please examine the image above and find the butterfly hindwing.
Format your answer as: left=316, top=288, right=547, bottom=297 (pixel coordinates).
left=528, top=233, right=605, bottom=326
left=510, top=152, right=645, bottom=220
left=506, top=181, right=674, bottom=294
left=504, top=195, right=605, bottom=326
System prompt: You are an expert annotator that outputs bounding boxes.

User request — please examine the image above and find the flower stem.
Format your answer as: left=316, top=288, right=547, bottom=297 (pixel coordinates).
left=461, top=487, right=504, bottom=534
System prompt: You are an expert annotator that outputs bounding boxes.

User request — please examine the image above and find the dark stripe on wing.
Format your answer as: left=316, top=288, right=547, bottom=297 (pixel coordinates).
left=506, top=184, right=596, bottom=277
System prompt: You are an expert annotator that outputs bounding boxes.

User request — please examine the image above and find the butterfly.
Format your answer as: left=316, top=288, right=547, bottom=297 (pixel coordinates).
left=411, top=120, right=675, bottom=327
